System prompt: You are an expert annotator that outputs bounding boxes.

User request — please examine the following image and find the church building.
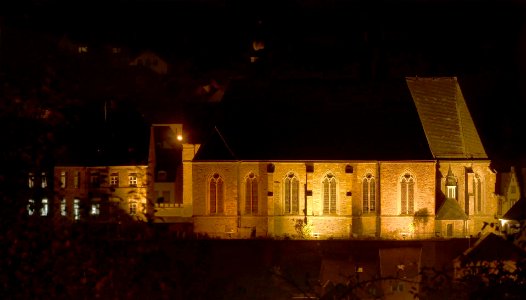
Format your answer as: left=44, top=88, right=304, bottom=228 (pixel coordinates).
left=182, top=76, right=497, bottom=239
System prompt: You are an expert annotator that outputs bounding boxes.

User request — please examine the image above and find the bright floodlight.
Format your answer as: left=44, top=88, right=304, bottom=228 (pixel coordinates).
left=177, top=135, right=183, bottom=141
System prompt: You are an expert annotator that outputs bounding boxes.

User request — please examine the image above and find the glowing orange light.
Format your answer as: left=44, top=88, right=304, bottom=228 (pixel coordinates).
left=177, top=135, right=183, bottom=141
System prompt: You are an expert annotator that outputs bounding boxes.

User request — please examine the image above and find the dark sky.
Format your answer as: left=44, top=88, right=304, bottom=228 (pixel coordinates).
left=2, top=0, right=526, bottom=163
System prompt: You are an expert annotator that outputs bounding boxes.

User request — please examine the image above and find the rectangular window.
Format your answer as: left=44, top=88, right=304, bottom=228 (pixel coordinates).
left=129, top=201, right=137, bottom=215
left=110, top=173, right=119, bottom=187
left=61, top=198, right=67, bottom=216
left=41, top=198, right=48, bottom=216
left=41, top=172, right=47, bottom=188
left=74, top=198, right=80, bottom=220
left=91, top=203, right=100, bottom=216
left=78, top=46, right=88, bottom=53
left=129, top=173, right=138, bottom=187
left=74, top=172, right=80, bottom=188
left=60, top=171, right=67, bottom=188
left=90, top=172, right=100, bottom=188
left=29, top=173, right=35, bottom=188
left=27, top=199, right=34, bottom=215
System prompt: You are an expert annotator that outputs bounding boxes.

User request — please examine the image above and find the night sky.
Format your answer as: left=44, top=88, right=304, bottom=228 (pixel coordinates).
left=2, top=0, right=526, bottom=165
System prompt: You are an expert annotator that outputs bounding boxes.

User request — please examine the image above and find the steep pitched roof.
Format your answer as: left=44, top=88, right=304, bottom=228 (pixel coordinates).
left=502, top=197, right=526, bottom=221
left=436, top=198, right=468, bottom=220
left=194, top=78, right=433, bottom=161
left=455, top=233, right=525, bottom=264
left=406, top=77, right=487, bottom=159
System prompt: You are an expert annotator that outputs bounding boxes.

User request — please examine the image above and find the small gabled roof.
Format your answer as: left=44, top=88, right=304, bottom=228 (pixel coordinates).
left=194, top=78, right=433, bottom=161
left=436, top=198, right=468, bottom=220
left=455, top=233, right=525, bottom=264
left=406, top=77, right=487, bottom=159
left=502, top=197, right=526, bottom=221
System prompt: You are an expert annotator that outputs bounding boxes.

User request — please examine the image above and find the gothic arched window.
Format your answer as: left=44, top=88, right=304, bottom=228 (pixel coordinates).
left=210, top=173, right=224, bottom=214
left=284, top=173, right=299, bottom=214
left=362, top=174, right=376, bottom=213
left=323, top=173, right=337, bottom=214
left=400, top=173, right=414, bottom=215
left=245, top=173, right=258, bottom=214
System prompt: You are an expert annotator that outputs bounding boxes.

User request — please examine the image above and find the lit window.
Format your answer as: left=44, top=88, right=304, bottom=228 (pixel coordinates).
left=474, top=175, right=482, bottom=213
left=323, top=173, right=337, bottom=214
left=27, top=199, right=35, bottom=215
left=90, top=172, right=100, bottom=188
left=110, top=173, right=119, bottom=187
left=129, top=201, right=137, bottom=215
left=74, top=172, right=80, bottom=188
left=61, top=198, right=67, bottom=216
left=41, top=198, right=48, bottom=216
left=41, top=172, right=47, bottom=188
left=209, top=173, right=224, bottom=214
left=129, top=173, right=138, bottom=187
left=91, top=203, right=100, bottom=216
left=74, top=198, right=80, bottom=220
left=362, top=174, right=376, bottom=213
left=400, top=173, right=414, bottom=215
left=445, top=167, right=457, bottom=199
left=284, top=173, right=299, bottom=214
left=78, top=46, right=88, bottom=53
left=112, top=47, right=121, bottom=54
left=245, top=173, right=258, bottom=214
left=28, top=173, right=35, bottom=188
left=60, top=171, right=67, bottom=188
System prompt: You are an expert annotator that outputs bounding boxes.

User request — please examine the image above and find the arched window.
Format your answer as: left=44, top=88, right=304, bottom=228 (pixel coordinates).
left=323, top=173, right=337, bottom=214
left=474, top=174, right=482, bottom=213
left=284, top=173, right=299, bottom=214
left=362, top=173, right=376, bottom=213
left=400, top=173, right=414, bottom=215
left=210, top=173, right=224, bottom=214
left=445, top=166, right=457, bottom=199
left=245, top=173, right=258, bottom=214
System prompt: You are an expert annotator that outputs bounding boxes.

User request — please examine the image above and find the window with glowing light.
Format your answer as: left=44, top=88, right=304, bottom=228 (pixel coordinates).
left=27, top=199, right=34, bottom=215
left=474, top=174, right=483, bottom=213
left=400, top=173, right=415, bottom=215
left=73, top=198, right=80, bottom=220
left=41, top=172, right=47, bottom=188
left=41, top=198, right=48, bottom=216
left=245, top=173, right=258, bottom=214
left=323, top=173, right=337, bottom=214
left=28, top=173, right=35, bottom=188
left=60, top=171, right=67, bottom=188
left=61, top=198, right=67, bottom=216
left=209, top=173, right=224, bottom=214
left=91, top=203, right=100, bottom=216
left=362, top=173, right=376, bottom=213
left=129, top=173, right=138, bottom=187
left=110, top=173, right=119, bottom=187
left=284, top=173, right=299, bottom=214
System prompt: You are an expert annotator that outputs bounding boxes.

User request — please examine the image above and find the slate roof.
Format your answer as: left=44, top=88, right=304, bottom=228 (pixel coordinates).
left=406, top=77, right=487, bottom=159
left=436, top=197, right=469, bottom=220
left=194, top=78, right=434, bottom=161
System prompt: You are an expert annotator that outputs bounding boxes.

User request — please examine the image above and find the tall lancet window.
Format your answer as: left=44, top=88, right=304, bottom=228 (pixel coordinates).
left=445, top=166, right=457, bottom=199
left=245, top=173, right=258, bottom=214
left=474, top=174, right=482, bottom=213
left=362, top=173, right=376, bottom=213
left=400, top=173, right=415, bottom=215
left=323, top=173, right=337, bottom=214
left=209, top=173, right=224, bottom=214
left=284, top=173, right=299, bottom=214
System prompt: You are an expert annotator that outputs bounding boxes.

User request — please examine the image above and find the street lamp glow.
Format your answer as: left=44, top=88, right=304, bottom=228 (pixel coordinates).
left=177, top=134, right=183, bottom=141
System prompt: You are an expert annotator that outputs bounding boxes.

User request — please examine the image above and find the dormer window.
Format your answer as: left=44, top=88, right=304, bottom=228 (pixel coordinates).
left=445, top=166, right=457, bottom=200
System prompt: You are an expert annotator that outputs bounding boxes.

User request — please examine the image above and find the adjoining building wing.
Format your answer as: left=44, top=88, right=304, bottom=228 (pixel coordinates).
left=406, top=77, right=487, bottom=159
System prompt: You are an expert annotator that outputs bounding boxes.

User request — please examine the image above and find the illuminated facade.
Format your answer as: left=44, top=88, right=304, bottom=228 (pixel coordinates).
left=182, top=77, right=499, bottom=239
left=53, top=165, right=150, bottom=221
